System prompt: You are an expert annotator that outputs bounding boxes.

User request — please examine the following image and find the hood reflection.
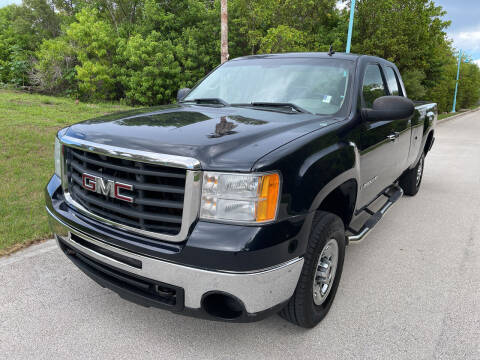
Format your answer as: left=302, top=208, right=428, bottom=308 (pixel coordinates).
left=208, top=116, right=238, bottom=138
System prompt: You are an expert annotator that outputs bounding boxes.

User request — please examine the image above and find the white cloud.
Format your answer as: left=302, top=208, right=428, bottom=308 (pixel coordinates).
left=448, top=25, right=480, bottom=53
left=473, top=59, right=480, bottom=67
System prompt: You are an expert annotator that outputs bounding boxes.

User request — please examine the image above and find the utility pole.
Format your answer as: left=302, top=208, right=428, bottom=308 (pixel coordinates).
left=346, top=0, right=356, bottom=53
left=452, top=49, right=462, bottom=113
left=220, top=0, right=229, bottom=64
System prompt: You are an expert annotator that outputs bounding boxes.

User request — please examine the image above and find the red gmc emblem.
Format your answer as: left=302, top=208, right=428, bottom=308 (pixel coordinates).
left=82, top=173, right=134, bottom=203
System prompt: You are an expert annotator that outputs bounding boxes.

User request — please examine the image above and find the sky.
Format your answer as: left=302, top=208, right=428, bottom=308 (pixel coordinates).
left=336, top=0, right=480, bottom=65
left=0, top=0, right=17, bottom=7
left=0, top=0, right=479, bottom=64
left=436, top=0, right=480, bottom=65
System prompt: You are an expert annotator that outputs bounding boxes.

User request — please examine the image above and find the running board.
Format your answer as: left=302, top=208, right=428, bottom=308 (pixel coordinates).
left=347, top=185, right=404, bottom=244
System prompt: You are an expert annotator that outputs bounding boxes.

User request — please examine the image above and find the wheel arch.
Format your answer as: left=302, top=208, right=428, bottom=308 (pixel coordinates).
left=316, top=179, right=358, bottom=227
left=424, top=130, right=434, bottom=154
left=306, top=164, right=359, bottom=228
left=305, top=142, right=361, bottom=228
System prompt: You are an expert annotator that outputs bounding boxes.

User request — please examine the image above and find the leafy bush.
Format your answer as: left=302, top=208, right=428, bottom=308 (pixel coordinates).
left=0, top=0, right=478, bottom=110
left=403, top=69, right=427, bottom=101
left=67, top=8, right=119, bottom=100
left=31, top=37, right=76, bottom=93
left=0, top=5, right=32, bottom=86
left=259, top=25, right=309, bottom=53
left=118, top=33, right=180, bottom=105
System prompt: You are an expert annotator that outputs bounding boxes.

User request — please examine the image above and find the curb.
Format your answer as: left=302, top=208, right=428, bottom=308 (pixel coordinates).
left=0, top=239, right=56, bottom=266
left=438, top=107, right=480, bottom=124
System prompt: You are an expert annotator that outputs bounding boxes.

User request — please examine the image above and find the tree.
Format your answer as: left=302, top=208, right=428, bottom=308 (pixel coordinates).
left=230, top=0, right=341, bottom=55
left=0, top=5, right=37, bottom=86
left=0, top=0, right=478, bottom=110
left=221, top=0, right=228, bottom=63
left=31, top=37, right=76, bottom=93
left=259, top=25, right=309, bottom=53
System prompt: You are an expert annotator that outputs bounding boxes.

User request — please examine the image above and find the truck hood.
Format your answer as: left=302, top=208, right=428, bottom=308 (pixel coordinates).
left=65, top=104, right=339, bottom=171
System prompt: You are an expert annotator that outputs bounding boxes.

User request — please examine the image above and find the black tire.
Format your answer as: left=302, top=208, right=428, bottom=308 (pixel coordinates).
left=279, top=211, right=345, bottom=328
left=399, top=152, right=425, bottom=196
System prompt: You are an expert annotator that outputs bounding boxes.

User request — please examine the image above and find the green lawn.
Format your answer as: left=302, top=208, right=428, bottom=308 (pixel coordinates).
left=0, top=90, right=131, bottom=255
left=438, top=105, right=480, bottom=120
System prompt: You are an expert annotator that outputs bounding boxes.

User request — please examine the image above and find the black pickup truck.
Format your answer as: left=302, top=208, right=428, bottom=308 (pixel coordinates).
left=46, top=52, right=436, bottom=328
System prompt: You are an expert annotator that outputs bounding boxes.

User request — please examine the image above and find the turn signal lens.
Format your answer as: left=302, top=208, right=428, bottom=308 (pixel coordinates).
left=256, top=173, right=280, bottom=222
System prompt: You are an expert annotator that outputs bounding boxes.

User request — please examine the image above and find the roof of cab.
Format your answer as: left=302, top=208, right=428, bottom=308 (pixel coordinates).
left=231, top=52, right=363, bottom=62
left=230, top=52, right=398, bottom=70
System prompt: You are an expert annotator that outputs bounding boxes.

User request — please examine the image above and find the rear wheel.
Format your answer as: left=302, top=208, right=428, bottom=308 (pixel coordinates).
left=399, top=153, right=425, bottom=196
left=279, top=211, right=345, bottom=328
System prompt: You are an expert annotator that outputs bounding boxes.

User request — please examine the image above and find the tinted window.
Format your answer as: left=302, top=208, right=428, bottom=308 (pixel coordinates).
left=384, top=67, right=402, bottom=96
left=362, top=65, right=386, bottom=108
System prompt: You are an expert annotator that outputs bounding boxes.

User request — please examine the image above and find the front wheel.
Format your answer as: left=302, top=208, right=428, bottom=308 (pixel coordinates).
left=399, top=153, right=425, bottom=196
left=279, top=211, right=345, bottom=328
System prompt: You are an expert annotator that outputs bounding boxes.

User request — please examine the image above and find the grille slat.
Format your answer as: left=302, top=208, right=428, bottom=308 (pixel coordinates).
left=133, top=197, right=183, bottom=209
left=65, top=147, right=186, bottom=236
left=70, top=165, right=185, bottom=194
left=75, top=197, right=145, bottom=228
left=71, top=186, right=183, bottom=224
left=70, top=150, right=186, bottom=179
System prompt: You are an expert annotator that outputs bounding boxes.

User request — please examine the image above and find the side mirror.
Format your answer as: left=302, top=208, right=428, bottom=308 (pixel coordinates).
left=362, top=96, right=414, bottom=122
left=177, top=88, right=191, bottom=102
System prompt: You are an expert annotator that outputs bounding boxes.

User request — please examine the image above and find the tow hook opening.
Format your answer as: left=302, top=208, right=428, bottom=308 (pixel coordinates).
left=202, top=292, right=245, bottom=320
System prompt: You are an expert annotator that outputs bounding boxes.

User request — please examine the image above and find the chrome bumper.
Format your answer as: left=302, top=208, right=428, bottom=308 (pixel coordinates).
left=46, top=207, right=303, bottom=314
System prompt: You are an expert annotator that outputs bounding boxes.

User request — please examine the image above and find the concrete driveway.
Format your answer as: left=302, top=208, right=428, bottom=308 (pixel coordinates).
left=1, top=111, right=479, bottom=359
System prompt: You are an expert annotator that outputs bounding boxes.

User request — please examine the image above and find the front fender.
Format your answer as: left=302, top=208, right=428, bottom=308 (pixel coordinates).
left=252, top=127, right=359, bottom=219
left=295, top=142, right=359, bottom=214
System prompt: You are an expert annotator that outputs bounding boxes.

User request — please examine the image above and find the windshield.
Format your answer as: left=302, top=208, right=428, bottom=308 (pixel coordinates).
left=184, top=57, right=353, bottom=115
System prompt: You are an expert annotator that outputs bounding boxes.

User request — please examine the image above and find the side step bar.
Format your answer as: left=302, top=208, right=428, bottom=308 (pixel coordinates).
left=347, top=185, right=404, bottom=244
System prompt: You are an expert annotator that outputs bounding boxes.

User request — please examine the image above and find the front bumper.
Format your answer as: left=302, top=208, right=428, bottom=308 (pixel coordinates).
left=47, top=206, right=304, bottom=320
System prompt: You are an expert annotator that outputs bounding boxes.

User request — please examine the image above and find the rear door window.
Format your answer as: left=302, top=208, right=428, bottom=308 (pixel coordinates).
left=384, top=67, right=403, bottom=96
left=362, top=65, right=387, bottom=108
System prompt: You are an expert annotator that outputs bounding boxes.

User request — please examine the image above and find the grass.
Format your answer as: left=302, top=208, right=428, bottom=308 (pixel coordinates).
left=438, top=112, right=457, bottom=120
left=438, top=104, right=480, bottom=121
left=0, top=90, right=131, bottom=255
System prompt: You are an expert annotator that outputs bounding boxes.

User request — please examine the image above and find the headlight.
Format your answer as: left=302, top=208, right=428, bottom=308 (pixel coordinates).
left=200, top=172, right=280, bottom=223
left=54, top=136, right=62, bottom=177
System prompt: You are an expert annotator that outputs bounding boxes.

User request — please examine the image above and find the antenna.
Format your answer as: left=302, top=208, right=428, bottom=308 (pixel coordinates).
left=328, top=45, right=335, bottom=56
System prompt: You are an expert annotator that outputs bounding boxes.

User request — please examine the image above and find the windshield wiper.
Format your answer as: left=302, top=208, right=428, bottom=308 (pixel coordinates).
left=181, top=98, right=229, bottom=106
left=233, top=102, right=310, bottom=114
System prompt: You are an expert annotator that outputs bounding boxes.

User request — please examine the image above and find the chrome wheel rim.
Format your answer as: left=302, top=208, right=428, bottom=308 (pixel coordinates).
left=313, top=239, right=339, bottom=306
left=416, top=156, right=424, bottom=187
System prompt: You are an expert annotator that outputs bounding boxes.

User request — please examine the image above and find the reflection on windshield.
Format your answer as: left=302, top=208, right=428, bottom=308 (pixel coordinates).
left=184, top=58, right=351, bottom=115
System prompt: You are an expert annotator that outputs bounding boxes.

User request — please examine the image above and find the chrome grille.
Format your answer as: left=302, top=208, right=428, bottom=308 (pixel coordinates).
left=64, top=146, right=187, bottom=236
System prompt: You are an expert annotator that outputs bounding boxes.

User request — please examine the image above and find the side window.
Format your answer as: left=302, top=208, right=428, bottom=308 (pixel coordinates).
left=362, top=64, right=386, bottom=108
left=384, top=67, right=402, bottom=96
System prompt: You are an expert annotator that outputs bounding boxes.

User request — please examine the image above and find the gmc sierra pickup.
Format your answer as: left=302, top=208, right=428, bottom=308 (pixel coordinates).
left=46, top=52, right=436, bottom=328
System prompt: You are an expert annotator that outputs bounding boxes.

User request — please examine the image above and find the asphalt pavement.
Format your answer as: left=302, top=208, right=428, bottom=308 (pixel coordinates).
left=1, top=111, right=479, bottom=359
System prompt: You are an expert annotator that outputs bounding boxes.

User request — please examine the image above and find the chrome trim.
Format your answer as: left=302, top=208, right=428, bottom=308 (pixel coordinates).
left=346, top=227, right=369, bottom=243
left=313, top=238, right=339, bottom=305
left=348, top=186, right=403, bottom=244
left=58, top=135, right=202, bottom=243
left=64, top=171, right=201, bottom=243
left=60, top=135, right=201, bottom=169
left=46, top=207, right=304, bottom=313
